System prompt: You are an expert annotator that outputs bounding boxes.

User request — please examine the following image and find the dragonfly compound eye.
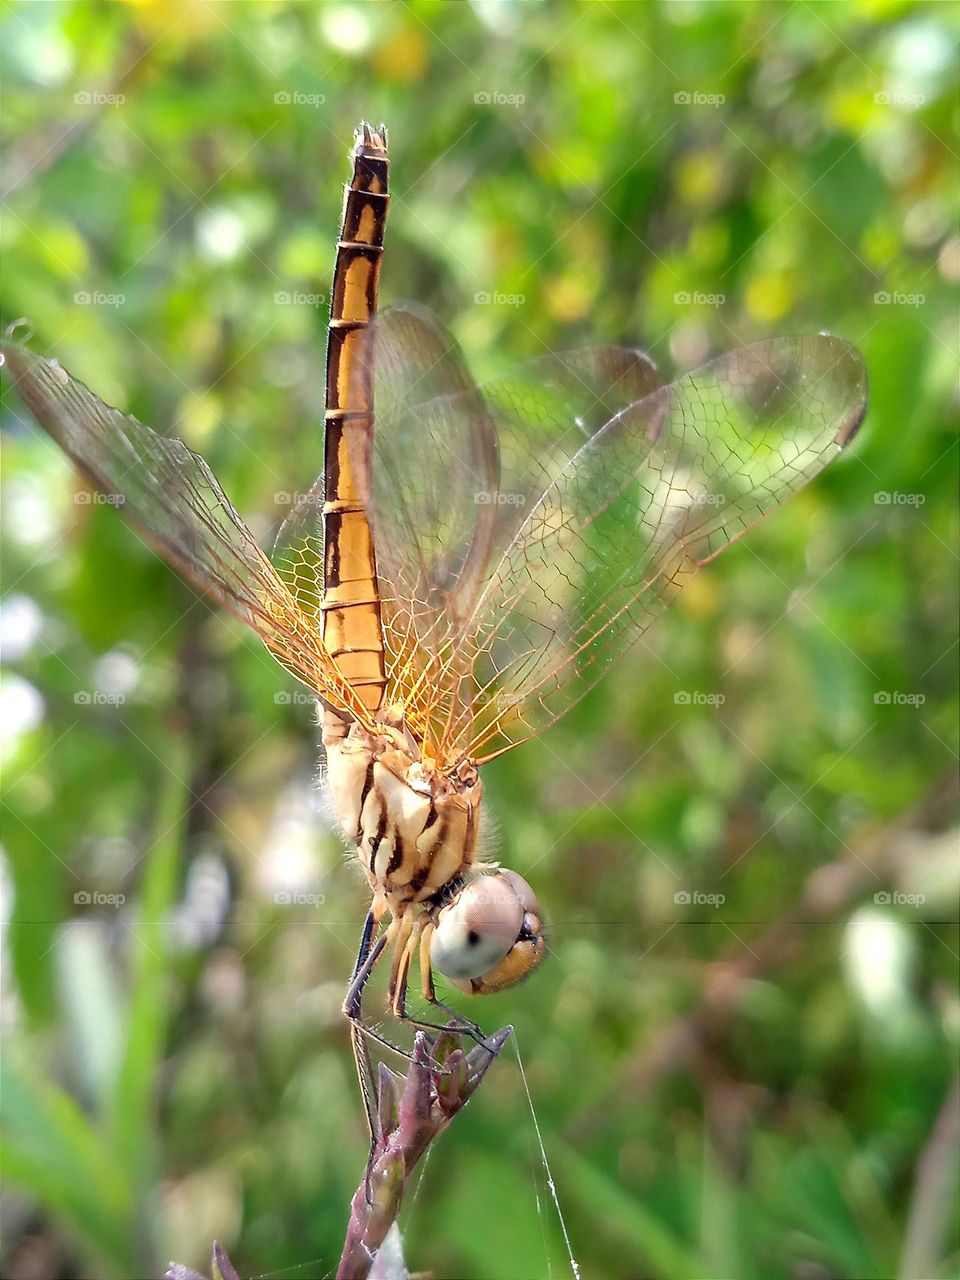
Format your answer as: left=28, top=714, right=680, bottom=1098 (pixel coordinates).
left=431, top=870, right=545, bottom=994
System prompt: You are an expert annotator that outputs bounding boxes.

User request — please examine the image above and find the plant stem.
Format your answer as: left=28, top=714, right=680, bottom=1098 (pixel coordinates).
left=337, top=1025, right=512, bottom=1280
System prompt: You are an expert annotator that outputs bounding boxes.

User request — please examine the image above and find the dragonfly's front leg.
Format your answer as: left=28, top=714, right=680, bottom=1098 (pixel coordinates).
left=342, top=912, right=432, bottom=1111
left=343, top=914, right=391, bottom=1140
left=342, top=896, right=391, bottom=1020
left=342, top=918, right=402, bottom=1033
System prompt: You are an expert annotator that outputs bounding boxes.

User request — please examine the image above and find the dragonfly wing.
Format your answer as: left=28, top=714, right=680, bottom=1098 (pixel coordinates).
left=272, top=478, right=326, bottom=619
left=1, top=338, right=373, bottom=726
left=367, top=304, right=499, bottom=628
left=435, top=333, right=867, bottom=763
left=361, top=304, right=660, bottom=746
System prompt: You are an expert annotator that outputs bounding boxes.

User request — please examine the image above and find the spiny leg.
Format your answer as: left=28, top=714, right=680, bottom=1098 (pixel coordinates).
left=351, top=907, right=378, bottom=982
left=342, top=919, right=426, bottom=1069
left=348, top=909, right=381, bottom=1142
left=386, top=911, right=415, bottom=1007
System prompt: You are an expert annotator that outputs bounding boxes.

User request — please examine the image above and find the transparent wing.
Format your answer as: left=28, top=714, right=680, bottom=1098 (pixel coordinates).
left=369, top=304, right=500, bottom=631
left=1, top=338, right=374, bottom=727
left=358, top=304, right=660, bottom=744
left=272, top=476, right=325, bottom=621
left=436, top=333, right=867, bottom=763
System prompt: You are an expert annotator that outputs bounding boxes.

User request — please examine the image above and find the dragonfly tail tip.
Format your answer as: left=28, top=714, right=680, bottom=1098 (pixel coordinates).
left=354, top=120, right=388, bottom=154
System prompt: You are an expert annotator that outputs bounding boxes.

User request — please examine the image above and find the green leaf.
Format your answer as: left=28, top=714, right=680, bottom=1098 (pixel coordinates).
left=0, top=1052, right=138, bottom=1275
left=108, top=746, right=189, bottom=1185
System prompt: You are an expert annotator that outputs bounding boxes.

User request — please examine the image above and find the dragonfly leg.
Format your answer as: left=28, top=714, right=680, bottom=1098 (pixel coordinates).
left=399, top=1000, right=487, bottom=1042
left=342, top=917, right=430, bottom=1068
left=386, top=911, right=416, bottom=1011
left=344, top=924, right=390, bottom=1143
left=350, top=907, right=377, bottom=982
left=346, top=907, right=395, bottom=1146
left=419, top=922, right=437, bottom=1003
left=383, top=922, right=491, bottom=1050
left=342, top=918, right=392, bottom=1022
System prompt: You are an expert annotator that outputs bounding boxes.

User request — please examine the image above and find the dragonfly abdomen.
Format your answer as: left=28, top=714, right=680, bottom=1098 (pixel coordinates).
left=321, top=123, right=389, bottom=713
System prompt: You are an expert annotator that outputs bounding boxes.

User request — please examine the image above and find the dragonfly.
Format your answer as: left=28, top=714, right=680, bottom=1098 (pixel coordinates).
left=2, top=121, right=868, bottom=1094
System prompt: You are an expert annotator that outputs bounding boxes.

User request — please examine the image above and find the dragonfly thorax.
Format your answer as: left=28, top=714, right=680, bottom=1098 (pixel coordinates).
left=322, top=711, right=485, bottom=909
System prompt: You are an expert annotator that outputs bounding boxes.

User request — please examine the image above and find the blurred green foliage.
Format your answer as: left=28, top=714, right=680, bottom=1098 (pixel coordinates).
left=1, top=2, right=957, bottom=1279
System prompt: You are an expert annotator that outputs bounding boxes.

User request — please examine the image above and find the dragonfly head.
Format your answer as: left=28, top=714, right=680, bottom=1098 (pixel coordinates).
left=430, top=869, right=544, bottom=995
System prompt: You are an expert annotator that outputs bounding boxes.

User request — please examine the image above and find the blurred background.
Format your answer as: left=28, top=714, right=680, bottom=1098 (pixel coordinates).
left=1, top=2, right=957, bottom=1278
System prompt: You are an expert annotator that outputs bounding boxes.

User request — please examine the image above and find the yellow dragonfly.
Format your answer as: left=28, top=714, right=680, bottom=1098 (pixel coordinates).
left=1, top=122, right=868, bottom=1085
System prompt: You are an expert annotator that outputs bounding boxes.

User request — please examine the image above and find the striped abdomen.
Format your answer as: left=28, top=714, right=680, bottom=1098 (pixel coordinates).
left=321, top=123, right=389, bottom=715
